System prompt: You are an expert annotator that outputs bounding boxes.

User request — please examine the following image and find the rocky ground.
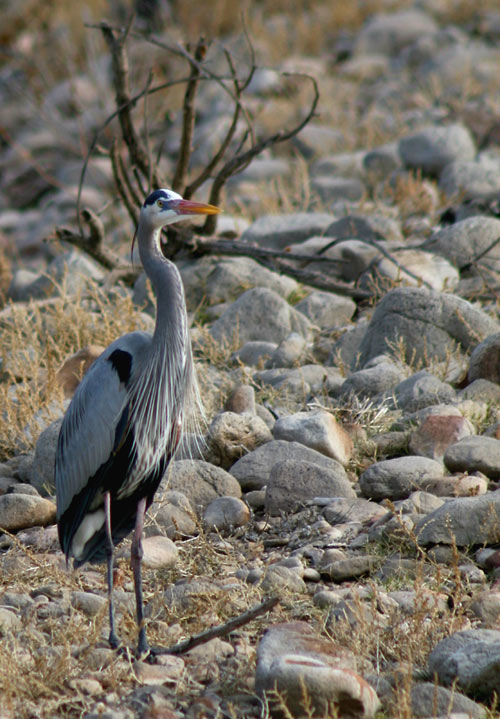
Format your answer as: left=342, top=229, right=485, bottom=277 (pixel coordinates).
left=3, top=1, right=500, bottom=718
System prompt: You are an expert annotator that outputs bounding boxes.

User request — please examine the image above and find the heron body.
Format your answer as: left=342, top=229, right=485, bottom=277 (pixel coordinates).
left=55, top=189, right=220, bottom=654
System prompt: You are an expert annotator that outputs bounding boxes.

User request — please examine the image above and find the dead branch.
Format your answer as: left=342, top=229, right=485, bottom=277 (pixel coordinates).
left=151, top=596, right=279, bottom=657
left=172, top=37, right=207, bottom=192
left=202, top=72, right=320, bottom=236
left=194, top=238, right=371, bottom=300
left=100, top=19, right=162, bottom=189
left=110, top=141, right=140, bottom=227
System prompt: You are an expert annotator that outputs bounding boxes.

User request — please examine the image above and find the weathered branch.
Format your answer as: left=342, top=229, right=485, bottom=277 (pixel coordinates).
left=151, top=596, right=279, bottom=656
left=110, top=140, right=140, bottom=227
left=172, top=37, right=207, bottom=193
left=100, top=19, right=162, bottom=189
left=194, top=238, right=371, bottom=300
left=202, top=73, right=320, bottom=235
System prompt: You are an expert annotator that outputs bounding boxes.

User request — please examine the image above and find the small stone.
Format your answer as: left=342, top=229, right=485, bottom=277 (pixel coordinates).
left=409, top=415, right=474, bottom=461
left=273, top=410, right=353, bottom=465
left=0, top=607, right=22, bottom=634
left=141, top=536, right=178, bottom=569
left=260, top=565, right=307, bottom=594
left=223, top=385, right=256, bottom=414
left=70, top=591, right=107, bottom=617
left=321, top=555, right=380, bottom=582
left=207, top=411, right=272, bottom=468
left=134, top=656, right=185, bottom=685
left=203, top=496, right=250, bottom=531
left=359, top=456, right=444, bottom=500
left=0, top=494, right=56, bottom=531
left=265, top=459, right=354, bottom=516
left=444, top=436, right=500, bottom=479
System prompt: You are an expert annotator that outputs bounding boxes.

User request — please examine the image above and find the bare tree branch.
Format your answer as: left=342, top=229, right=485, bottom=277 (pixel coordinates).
left=172, top=37, right=207, bottom=193
left=151, top=596, right=279, bottom=657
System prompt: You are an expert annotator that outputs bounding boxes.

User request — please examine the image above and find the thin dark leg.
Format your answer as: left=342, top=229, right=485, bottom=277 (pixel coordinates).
left=132, top=496, right=148, bottom=656
left=104, top=492, right=120, bottom=649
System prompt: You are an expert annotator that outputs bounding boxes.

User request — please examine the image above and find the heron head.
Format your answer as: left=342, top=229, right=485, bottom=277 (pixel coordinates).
left=141, top=188, right=221, bottom=229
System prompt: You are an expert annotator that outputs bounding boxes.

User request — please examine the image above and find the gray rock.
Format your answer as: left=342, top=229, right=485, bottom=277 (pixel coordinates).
left=70, top=591, right=107, bottom=617
left=359, top=456, right=444, bottom=501
left=207, top=411, right=272, bottom=468
left=260, top=565, right=307, bottom=594
left=363, top=142, right=402, bottom=181
left=468, top=332, right=500, bottom=384
left=385, top=370, right=456, bottom=412
left=0, top=494, right=56, bottom=532
left=240, top=213, right=335, bottom=251
left=148, top=490, right=197, bottom=539
left=444, top=436, right=500, bottom=479
left=140, top=536, right=178, bottom=569
left=324, top=213, right=403, bottom=245
left=231, top=341, right=277, bottom=367
left=409, top=682, right=486, bottom=719
left=209, top=287, right=313, bottom=346
left=398, top=124, right=475, bottom=176
left=355, top=9, right=437, bottom=55
left=255, top=364, right=337, bottom=395
left=230, top=440, right=347, bottom=491
left=323, top=497, right=387, bottom=525
left=292, top=123, right=344, bottom=159
left=311, top=176, right=365, bottom=203
left=179, top=256, right=297, bottom=311
left=273, top=410, right=353, bottom=465
left=223, top=385, right=257, bottom=415
left=416, top=492, right=500, bottom=546
left=338, top=357, right=406, bottom=399
left=0, top=607, right=22, bottom=634
left=439, top=156, right=500, bottom=201
left=294, top=291, right=356, bottom=329
left=265, top=332, right=306, bottom=368
left=428, top=629, right=500, bottom=699
left=321, top=555, right=380, bottom=582
left=265, top=459, right=354, bottom=515
left=167, top=460, right=241, bottom=515
left=359, top=287, right=499, bottom=366
left=365, top=249, right=459, bottom=292
left=28, top=419, right=62, bottom=495
left=461, top=379, right=500, bottom=404
left=330, top=319, right=369, bottom=370
left=425, top=216, right=500, bottom=270
left=203, top=496, right=250, bottom=531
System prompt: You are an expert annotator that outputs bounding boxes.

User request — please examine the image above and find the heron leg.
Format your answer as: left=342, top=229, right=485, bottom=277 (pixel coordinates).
left=132, top=496, right=148, bottom=656
left=104, top=491, right=120, bottom=649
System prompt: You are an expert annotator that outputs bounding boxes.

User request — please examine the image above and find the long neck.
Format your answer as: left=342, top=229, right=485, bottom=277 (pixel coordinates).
left=137, top=222, right=188, bottom=350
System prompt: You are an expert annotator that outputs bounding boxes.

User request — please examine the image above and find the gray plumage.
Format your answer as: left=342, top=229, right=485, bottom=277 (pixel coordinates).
left=55, top=188, right=220, bottom=655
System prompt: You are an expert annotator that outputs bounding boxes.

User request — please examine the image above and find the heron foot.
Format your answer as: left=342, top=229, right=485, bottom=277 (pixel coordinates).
left=109, top=630, right=121, bottom=650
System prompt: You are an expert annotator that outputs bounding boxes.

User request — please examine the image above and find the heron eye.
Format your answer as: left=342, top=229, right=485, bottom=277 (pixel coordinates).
left=156, top=199, right=164, bottom=208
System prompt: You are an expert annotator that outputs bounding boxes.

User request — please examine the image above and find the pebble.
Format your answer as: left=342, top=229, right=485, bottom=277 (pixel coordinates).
left=272, top=410, right=353, bottom=465
left=408, top=414, right=474, bottom=461
left=203, top=496, right=250, bottom=531
left=0, top=493, right=56, bottom=531
left=359, top=456, right=444, bottom=501
left=209, top=287, right=313, bottom=346
left=444, top=436, right=500, bottom=479
left=428, top=629, right=500, bottom=699
left=265, top=459, right=354, bottom=515
left=425, top=216, right=500, bottom=270
left=134, top=655, right=185, bottom=685
left=359, top=287, right=499, bottom=367
left=416, top=492, right=500, bottom=546
left=230, top=439, right=346, bottom=491
left=168, top=459, right=241, bottom=514
left=207, top=411, right=272, bottom=468
left=294, top=290, right=356, bottom=329
left=241, top=212, right=335, bottom=250
left=140, top=536, right=178, bottom=570
left=398, top=124, right=476, bottom=176
left=264, top=332, right=306, bottom=369
left=230, top=340, right=277, bottom=367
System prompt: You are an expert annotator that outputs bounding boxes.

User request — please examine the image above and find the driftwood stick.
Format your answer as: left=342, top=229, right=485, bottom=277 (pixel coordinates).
left=152, top=596, right=279, bottom=657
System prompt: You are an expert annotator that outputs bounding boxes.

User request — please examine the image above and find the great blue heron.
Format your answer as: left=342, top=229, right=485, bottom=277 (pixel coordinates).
left=55, top=188, right=220, bottom=655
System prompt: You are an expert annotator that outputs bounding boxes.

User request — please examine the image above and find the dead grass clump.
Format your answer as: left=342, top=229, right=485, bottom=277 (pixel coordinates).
left=0, top=279, right=151, bottom=458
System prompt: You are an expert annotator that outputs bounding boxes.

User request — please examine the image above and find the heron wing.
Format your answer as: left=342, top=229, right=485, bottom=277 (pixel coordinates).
left=55, top=349, right=133, bottom=522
